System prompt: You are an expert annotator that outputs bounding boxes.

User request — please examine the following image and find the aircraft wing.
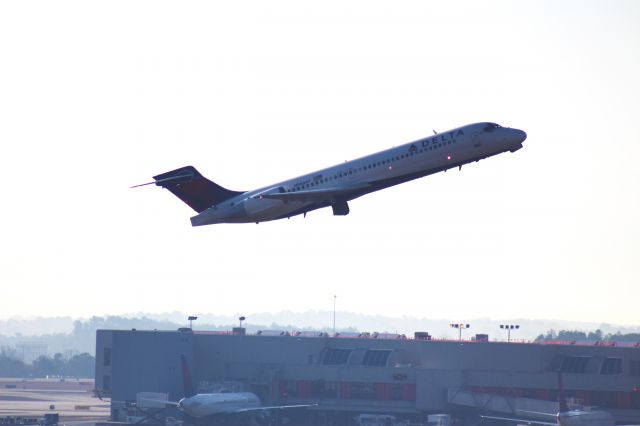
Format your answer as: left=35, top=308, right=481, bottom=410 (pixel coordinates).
left=138, top=398, right=180, bottom=407
left=481, top=415, right=556, bottom=426
left=255, top=183, right=371, bottom=203
left=234, top=403, right=318, bottom=413
left=517, top=410, right=557, bottom=418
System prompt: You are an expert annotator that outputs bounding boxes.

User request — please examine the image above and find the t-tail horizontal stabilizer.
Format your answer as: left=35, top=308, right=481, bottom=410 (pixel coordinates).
left=132, top=166, right=245, bottom=213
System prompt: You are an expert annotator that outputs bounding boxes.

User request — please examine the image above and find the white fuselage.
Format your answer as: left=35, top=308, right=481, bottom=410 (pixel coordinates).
left=178, top=392, right=261, bottom=418
left=190, top=122, right=526, bottom=225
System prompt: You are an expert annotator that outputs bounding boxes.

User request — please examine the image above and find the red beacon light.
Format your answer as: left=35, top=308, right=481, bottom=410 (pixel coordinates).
left=632, top=386, right=639, bottom=393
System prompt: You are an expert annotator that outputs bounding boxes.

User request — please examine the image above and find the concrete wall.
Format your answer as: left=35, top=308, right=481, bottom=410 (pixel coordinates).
left=96, top=330, right=194, bottom=402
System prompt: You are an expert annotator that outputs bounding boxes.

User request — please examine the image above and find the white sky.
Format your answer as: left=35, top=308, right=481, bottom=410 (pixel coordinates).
left=1, top=1, right=639, bottom=326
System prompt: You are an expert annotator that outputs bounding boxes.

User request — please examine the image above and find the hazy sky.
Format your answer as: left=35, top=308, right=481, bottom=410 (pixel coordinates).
left=1, top=1, right=639, bottom=326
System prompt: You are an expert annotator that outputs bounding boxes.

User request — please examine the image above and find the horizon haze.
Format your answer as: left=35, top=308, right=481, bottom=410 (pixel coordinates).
left=1, top=311, right=639, bottom=343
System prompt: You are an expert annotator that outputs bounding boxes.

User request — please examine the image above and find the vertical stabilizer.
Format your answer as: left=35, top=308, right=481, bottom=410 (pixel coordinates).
left=558, top=371, right=569, bottom=412
left=181, top=353, right=194, bottom=398
left=152, top=166, right=244, bottom=213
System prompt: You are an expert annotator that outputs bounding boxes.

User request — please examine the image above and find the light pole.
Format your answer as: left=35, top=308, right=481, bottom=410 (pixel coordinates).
left=239, top=316, right=246, bottom=328
left=450, top=323, right=471, bottom=341
left=333, top=295, right=336, bottom=335
left=500, top=324, right=520, bottom=342
left=188, top=316, right=198, bottom=330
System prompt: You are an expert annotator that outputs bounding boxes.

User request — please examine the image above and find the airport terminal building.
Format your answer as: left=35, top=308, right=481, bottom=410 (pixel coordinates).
left=95, top=329, right=640, bottom=424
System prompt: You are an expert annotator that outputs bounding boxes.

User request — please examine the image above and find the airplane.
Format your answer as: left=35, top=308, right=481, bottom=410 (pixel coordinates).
left=481, top=372, right=633, bottom=426
left=143, top=355, right=315, bottom=422
left=133, top=122, right=527, bottom=225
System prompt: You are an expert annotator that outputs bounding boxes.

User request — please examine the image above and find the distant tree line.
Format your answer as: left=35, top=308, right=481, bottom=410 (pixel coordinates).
left=0, top=315, right=360, bottom=357
left=535, top=329, right=640, bottom=342
left=0, top=347, right=94, bottom=378
left=0, top=316, right=184, bottom=356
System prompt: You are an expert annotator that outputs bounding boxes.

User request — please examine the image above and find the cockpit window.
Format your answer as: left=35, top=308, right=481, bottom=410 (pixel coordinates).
left=483, top=123, right=501, bottom=132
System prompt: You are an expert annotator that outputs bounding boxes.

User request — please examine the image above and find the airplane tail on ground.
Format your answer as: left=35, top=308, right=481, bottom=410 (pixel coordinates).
left=137, top=166, right=244, bottom=213
left=181, top=353, right=194, bottom=398
left=558, top=371, right=569, bottom=413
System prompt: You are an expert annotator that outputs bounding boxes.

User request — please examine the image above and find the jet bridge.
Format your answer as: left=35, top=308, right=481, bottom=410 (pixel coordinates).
left=447, top=388, right=558, bottom=422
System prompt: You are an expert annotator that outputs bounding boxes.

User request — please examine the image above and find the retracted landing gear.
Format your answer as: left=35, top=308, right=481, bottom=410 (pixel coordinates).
left=331, top=201, right=350, bottom=216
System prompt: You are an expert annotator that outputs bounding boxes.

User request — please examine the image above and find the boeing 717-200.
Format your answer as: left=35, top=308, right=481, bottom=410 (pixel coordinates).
left=134, top=122, right=527, bottom=225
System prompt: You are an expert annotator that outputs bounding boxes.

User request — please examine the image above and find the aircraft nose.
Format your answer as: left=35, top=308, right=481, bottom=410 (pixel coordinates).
left=514, top=129, right=527, bottom=143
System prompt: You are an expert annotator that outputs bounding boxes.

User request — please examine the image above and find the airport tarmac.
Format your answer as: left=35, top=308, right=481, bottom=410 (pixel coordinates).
left=0, top=378, right=108, bottom=423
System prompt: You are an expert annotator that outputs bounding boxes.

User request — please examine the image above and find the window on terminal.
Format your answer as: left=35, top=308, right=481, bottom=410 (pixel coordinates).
left=322, top=348, right=352, bottom=365
left=600, top=358, right=622, bottom=375
left=103, top=348, right=111, bottom=366
left=560, top=356, right=590, bottom=374
left=103, top=375, right=111, bottom=391
left=362, top=349, right=392, bottom=367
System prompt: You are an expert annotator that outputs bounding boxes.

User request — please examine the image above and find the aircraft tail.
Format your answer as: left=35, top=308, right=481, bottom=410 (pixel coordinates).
left=145, top=166, right=244, bottom=213
left=181, top=353, right=194, bottom=398
left=557, top=371, right=569, bottom=412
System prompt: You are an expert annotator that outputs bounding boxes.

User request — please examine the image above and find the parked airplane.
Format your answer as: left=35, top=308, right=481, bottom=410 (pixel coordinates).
left=143, top=355, right=314, bottom=420
left=481, top=373, right=630, bottom=426
left=134, top=122, right=527, bottom=225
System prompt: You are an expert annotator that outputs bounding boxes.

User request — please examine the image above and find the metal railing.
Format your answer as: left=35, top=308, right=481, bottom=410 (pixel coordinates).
left=191, top=330, right=640, bottom=347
